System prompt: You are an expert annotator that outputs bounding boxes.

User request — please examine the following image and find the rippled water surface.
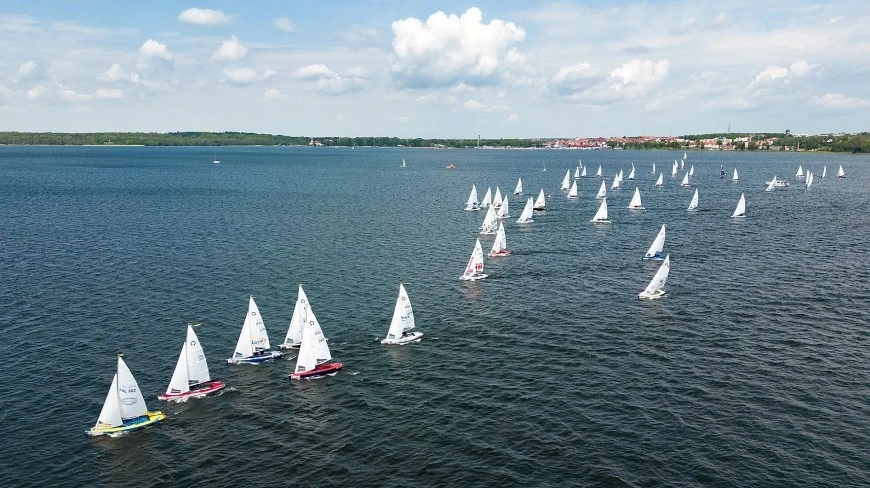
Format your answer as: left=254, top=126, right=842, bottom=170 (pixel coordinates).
left=1, top=146, right=868, bottom=487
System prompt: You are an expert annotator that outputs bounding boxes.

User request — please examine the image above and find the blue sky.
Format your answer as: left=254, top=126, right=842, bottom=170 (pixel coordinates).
left=2, top=1, right=869, bottom=137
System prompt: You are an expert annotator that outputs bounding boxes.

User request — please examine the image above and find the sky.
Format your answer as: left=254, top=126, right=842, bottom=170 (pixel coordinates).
left=1, top=1, right=869, bottom=138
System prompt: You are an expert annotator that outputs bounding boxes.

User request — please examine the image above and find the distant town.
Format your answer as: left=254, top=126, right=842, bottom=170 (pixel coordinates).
left=1, top=130, right=868, bottom=153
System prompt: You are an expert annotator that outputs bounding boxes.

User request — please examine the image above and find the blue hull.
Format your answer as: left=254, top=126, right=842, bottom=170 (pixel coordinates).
left=227, top=351, right=283, bottom=364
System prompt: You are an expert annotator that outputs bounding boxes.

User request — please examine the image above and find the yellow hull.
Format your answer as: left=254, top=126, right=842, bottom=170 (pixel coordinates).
left=88, top=411, right=166, bottom=436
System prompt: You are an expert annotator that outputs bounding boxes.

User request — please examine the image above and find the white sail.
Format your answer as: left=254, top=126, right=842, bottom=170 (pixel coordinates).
left=837, top=165, right=845, bottom=178
left=294, top=312, right=331, bottom=373
left=655, top=173, right=664, bottom=187
left=732, top=168, right=738, bottom=181
left=821, top=166, right=827, bottom=178
left=479, top=205, right=498, bottom=234
left=796, top=165, right=804, bottom=177
left=561, top=170, right=571, bottom=190
left=96, top=373, right=123, bottom=428
left=464, top=185, right=479, bottom=211
left=644, top=224, right=666, bottom=259
left=492, top=187, right=503, bottom=207
left=166, top=325, right=211, bottom=395
left=517, top=197, right=534, bottom=223
left=385, top=284, right=415, bottom=341
left=232, top=296, right=270, bottom=359
left=574, top=166, right=580, bottom=179
left=611, top=175, right=620, bottom=190
left=590, top=198, right=609, bottom=222
left=514, top=178, right=523, bottom=195
left=401, top=158, right=406, bottom=168
left=651, top=162, right=656, bottom=173
left=628, top=188, right=644, bottom=209
left=732, top=193, right=746, bottom=217
left=534, top=188, right=546, bottom=210
left=765, top=176, right=777, bottom=192
left=680, top=159, right=684, bottom=169
left=580, top=166, right=587, bottom=177
left=117, top=356, right=147, bottom=420
left=687, top=188, right=699, bottom=211
left=567, top=180, right=578, bottom=199
left=460, top=239, right=487, bottom=280
left=496, top=195, right=510, bottom=218
left=671, top=161, right=678, bottom=177
left=489, top=222, right=508, bottom=255
left=283, top=285, right=310, bottom=347
left=639, top=255, right=670, bottom=299
left=596, top=165, right=602, bottom=177
left=689, top=165, right=694, bottom=176
left=596, top=180, right=607, bottom=199
left=480, top=187, right=493, bottom=208
left=618, top=169, right=624, bottom=182
left=805, top=171, right=814, bottom=188
left=684, top=152, right=688, bottom=160
left=680, top=171, right=690, bottom=187
left=628, top=164, right=635, bottom=180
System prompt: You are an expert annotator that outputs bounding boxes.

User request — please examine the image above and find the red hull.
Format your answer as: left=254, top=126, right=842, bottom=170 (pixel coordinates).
left=159, top=380, right=226, bottom=400
left=289, top=362, right=343, bottom=380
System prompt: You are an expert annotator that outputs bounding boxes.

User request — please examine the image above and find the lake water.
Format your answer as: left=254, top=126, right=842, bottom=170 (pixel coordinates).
left=0, top=146, right=868, bottom=487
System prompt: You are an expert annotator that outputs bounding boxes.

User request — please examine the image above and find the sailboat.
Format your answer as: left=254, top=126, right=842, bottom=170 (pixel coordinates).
left=480, top=187, right=493, bottom=208
left=837, top=165, right=846, bottom=178
left=89, top=355, right=166, bottom=436
left=561, top=170, right=571, bottom=190
left=212, top=153, right=220, bottom=164
left=381, top=284, right=422, bottom=345
left=765, top=176, right=777, bottom=192
left=279, top=285, right=327, bottom=350
left=654, top=173, right=664, bottom=187
left=159, top=324, right=225, bottom=401
left=651, top=162, right=656, bottom=174
left=289, top=303, right=342, bottom=380
left=671, top=161, right=678, bottom=177
left=688, top=165, right=694, bottom=176
left=567, top=180, right=578, bottom=199
left=687, top=189, right=699, bottom=211
left=732, top=193, right=746, bottom=218
left=611, top=174, right=621, bottom=190
left=627, top=188, right=644, bottom=210
left=590, top=198, right=610, bottom=223
left=479, top=205, right=498, bottom=235
left=401, top=158, right=406, bottom=168
left=227, top=296, right=283, bottom=364
left=680, top=158, right=684, bottom=170
left=514, top=178, right=523, bottom=195
left=720, top=165, right=726, bottom=178
left=596, top=165, right=603, bottom=177
left=628, top=164, right=635, bottom=180
left=732, top=168, right=739, bottom=182
left=684, top=152, right=688, bottom=160
left=459, top=239, right=488, bottom=280
left=596, top=180, right=607, bottom=199
left=488, top=222, right=510, bottom=257
left=580, top=166, right=587, bottom=178
left=496, top=195, right=510, bottom=218
left=533, top=189, right=547, bottom=210
left=492, top=187, right=503, bottom=208
left=796, top=165, right=804, bottom=178
left=516, top=197, right=534, bottom=223
left=821, top=165, right=827, bottom=178
left=574, top=166, right=580, bottom=179
left=464, top=185, right=480, bottom=211
left=805, top=171, right=814, bottom=189
left=643, top=224, right=666, bottom=260
left=680, top=172, right=690, bottom=187
left=542, top=162, right=547, bottom=172
left=638, top=255, right=670, bottom=299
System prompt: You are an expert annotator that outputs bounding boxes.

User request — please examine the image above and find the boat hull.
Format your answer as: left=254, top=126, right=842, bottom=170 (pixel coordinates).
left=88, top=411, right=166, bottom=436
left=639, top=290, right=666, bottom=300
left=488, top=250, right=511, bottom=257
left=158, top=380, right=226, bottom=401
left=381, top=331, right=424, bottom=345
left=642, top=253, right=665, bottom=261
left=277, top=343, right=301, bottom=350
left=289, top=362, right=343, bottom=380
left=590, top=219, right=611, bottom=223
left=226, top=350, right=283, bottom=365
left=459, top=273, right=488, bottom=281
left=628, top=206, right=645, bottom=210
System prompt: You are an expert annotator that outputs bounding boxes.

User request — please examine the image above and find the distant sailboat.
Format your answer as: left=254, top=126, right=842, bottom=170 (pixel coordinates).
left=687, top=188, right=699, bottom=211
left=805, top=171, right=814, bottom=189
left=289, top=297, right=342, bottom=379
left=680, top=172, right=690, bottom=187
left=596, top=165, right=603, bottom=177
left=464, top=185, right=480, bottom=211
left=821, top=165, right=827, bottom=178
left=732, top=193, right=746, bottom=218
left=89, top=355, right=165, bottom=436
left=479, top=205, right=498, bottom=235
left=720, top=165, right=726, bottom=178
left=638, top=255, right=670, bottom=300
left=488, top=222, right=510, bottom=257
left=651, top=162, right=656, bottom=174
left=574, top=166, right=581, bottom=179
left=514, top=178, right=523, bottom=195
left=160, top=324, right=225, bottom=401
left=684, top=152, right=688, bottom=160
left=401, top=158, right=406, bottom=168
left=542, top=162, right=547, bottom=172
left=279, top=285, right=326, bottom=350
left=627, top=188, right=644, bottom=210
left=688, top=165, right=694, bottom=176
left=671, top=161, right=678, bottom=177
left=227, top=296, right=283, bottom=364
left=459, top=239, right=488, bottom=281
left=580, top=166, right=587, bottom=178
left=516, top=197, right=534, bottom=223
left=492, top=187, right=503, bottom=208
left=533, top=189, right=547, bottom=210
left=213, top=154, right=220, bottom=164
left=480, top=187, right=493, bottom=208
left=596, top=180, right=607, bottom=199
left=381, top=284, right=422, bottom=345
left=837, top=165, right=846, bottom=178
left=643, top=224, right=666, bottom=260
left=628, top=163, right=636, bottom=180
left=567, top=180, right=578, bottom=199
left=732, top=168, right=739, bottom=182
left=561, top=170, right=571, bottom=191
left=796, top=165, right=804, bottom=178
left=765, top=176, right=777, bottom=192
left=496, top=196, right=510, bottom=218
left=655, top=173, right=664, bottom=187
left=611, top=174, right=621, bottom=190
left=590, top=198, right=610, bottom=223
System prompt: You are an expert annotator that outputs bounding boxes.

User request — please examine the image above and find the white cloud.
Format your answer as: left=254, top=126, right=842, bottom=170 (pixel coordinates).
left=262, top=88, right=285, bottom=100
left=753, top=65, right=789, bottom=85
left=292, top=64, right=366, bottom=95
left=556, top=59, right=670, bottom=104
left=390, top=7, right=526, bottom=88
left=223, top=68, right=277, bottom=86
left=789, top=60, right=816, bottom=77
left=178, top=8, right=230, bottom=26
left=808, top=93, right=870, bottom=110
left=610, top=59, right=670, bottom=87
left=98, top=64, right=141, bottom=84
left=502, top=113, right=519, bottom=123
left=139, top=39, right=172, bottom=61
left=462, top=99, right=509, bottom=112
left=273, top=17, right=295, bottom=32
left=26, top=84, right=47, bottom=100
left=212, top=36, right=248, bottom=61
left=14, top=60, right=44, bottom=82
left=292, top=64, right=334, bottom=80
left=95, top=88, right=124, bottom=100
left=61, top=88, right=90, bottom=101
left=416, top=93, right=437, bottom=103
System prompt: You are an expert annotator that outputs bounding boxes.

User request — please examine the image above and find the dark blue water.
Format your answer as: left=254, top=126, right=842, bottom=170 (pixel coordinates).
left=1, top=146, right=868, bottom=487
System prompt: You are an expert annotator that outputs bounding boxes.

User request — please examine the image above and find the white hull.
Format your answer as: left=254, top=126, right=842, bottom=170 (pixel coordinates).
left=638, top=289, right=666, bottom=300
left=459, top=273, right=488, bottom=281
left=381, top=331, right=423, bottom=345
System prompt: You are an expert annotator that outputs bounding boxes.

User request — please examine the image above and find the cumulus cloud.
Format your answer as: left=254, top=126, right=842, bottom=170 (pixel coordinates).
left=14, top=60, right=44, bottom=82
left=273, top=17, right=295, bottom=32
left=95, top=88, right=124, bottom=100
left=223, top=68, right=276, bottom=86
left=139, top=39, right=172, bottom=61
left=262, top=88, right=285, bottom=100
left=390, top=7, right=526, bottom=88
left=178, top=8, right=230, bottom=26
left=789, top=60, right=816, bottom=77
left=610, top=59, right=670, bottom=87
left=501, top=113, right=519, bottom=123
left=554, top=58, right=670, bottom=104
left=212, top=35, right=248, bottom=61
left=98, top=64, right=141, bottom=84
left=752, top=65, right=789, bottom=85
left=26, top=84, right=47, bottom=100
left=808, top=93, right=870, bottom=110
left=292, top=64, right=366, bottom=95
left=551, top=62, right=601, bottom=95
left=292, top=64, right=334, bottom=80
